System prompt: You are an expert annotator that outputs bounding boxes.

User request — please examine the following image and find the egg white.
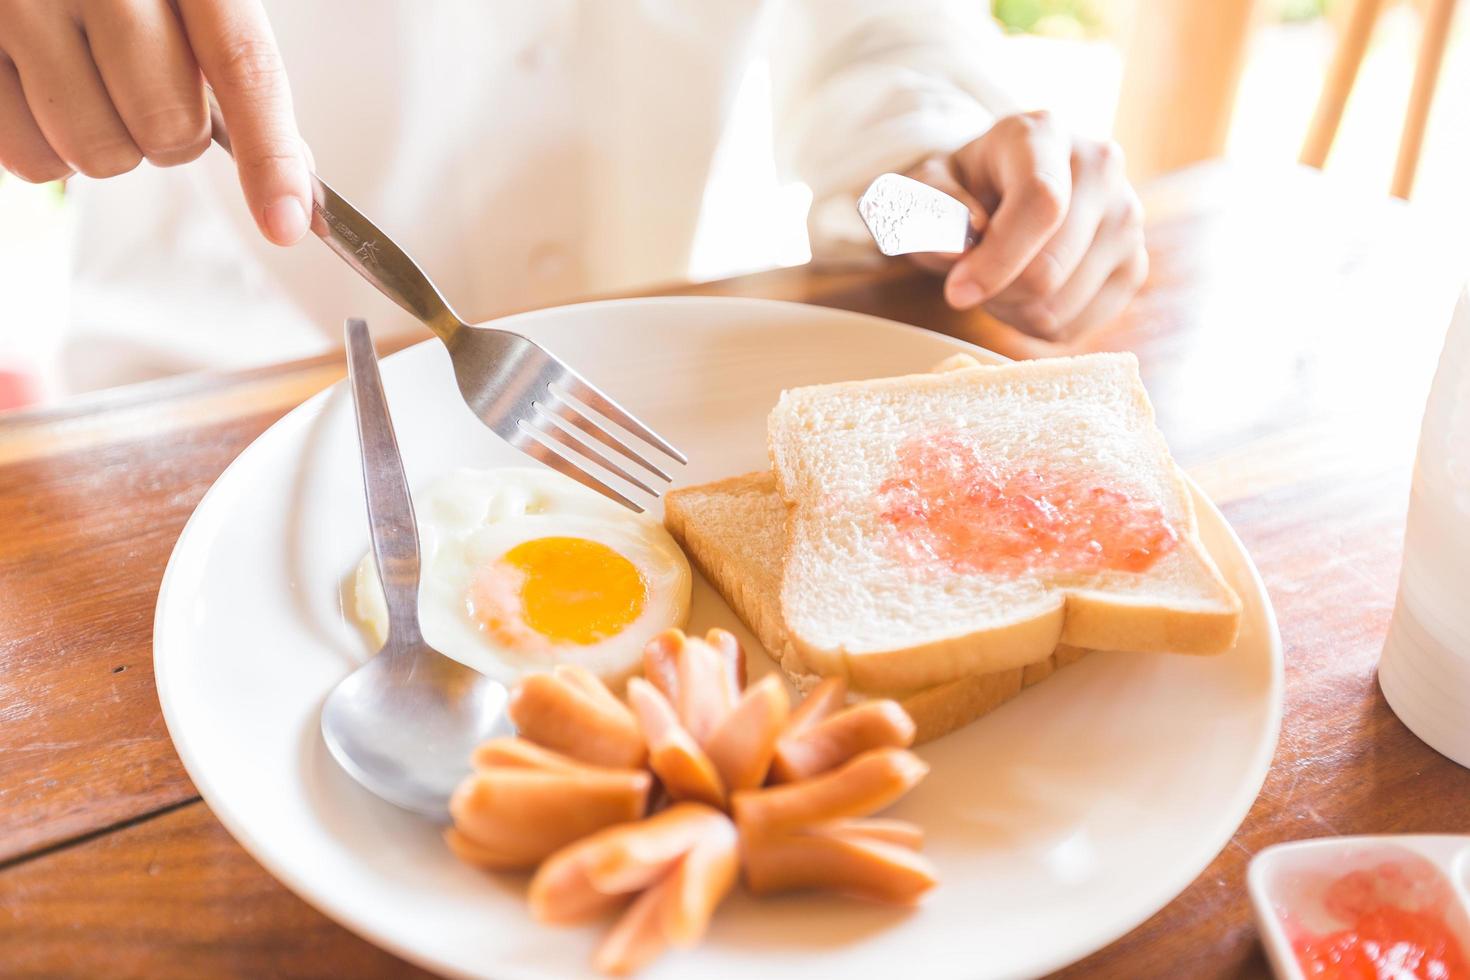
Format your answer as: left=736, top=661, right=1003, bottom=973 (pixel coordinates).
left=353, top=467, right=691, bottom=686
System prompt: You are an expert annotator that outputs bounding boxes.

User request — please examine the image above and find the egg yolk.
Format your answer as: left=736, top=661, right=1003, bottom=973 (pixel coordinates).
left=473, top=536, right=647, bottom=646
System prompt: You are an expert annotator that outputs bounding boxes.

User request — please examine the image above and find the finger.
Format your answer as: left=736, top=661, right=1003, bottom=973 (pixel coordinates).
left=84, top=0, right=208, bottom=167
left=1025, top=193, right=1144, bottom=335
left=6, top=16, right=141, bottom=178
left=994, top=144, right=1120, bottom=306
left=946, top=113, right=1072, bottom=308
left=176, top=0, right=309, bottom=245
left=980, top=233, right=1133, bottom=342
left=0, top=58, right=71, bottom=182
left=1009, top=226, right=1132, bottom=338
left=1056, top=246, right=1150, bottom=340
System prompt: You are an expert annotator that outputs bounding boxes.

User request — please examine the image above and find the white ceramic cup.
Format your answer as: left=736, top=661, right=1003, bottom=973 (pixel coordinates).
left=1379, top=285, right=1470, bottom=769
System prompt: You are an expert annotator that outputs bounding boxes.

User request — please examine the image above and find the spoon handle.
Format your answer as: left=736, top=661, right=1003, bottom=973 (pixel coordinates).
left=344, top=318, right=423, bottom=647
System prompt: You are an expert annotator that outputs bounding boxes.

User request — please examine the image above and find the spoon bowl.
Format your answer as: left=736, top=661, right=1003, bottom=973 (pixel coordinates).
left=322, top=641, right=513, bottom=819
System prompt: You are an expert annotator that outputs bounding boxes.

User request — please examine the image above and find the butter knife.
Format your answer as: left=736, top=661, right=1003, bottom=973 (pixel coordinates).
left=857, top=173, right=978, bottom=256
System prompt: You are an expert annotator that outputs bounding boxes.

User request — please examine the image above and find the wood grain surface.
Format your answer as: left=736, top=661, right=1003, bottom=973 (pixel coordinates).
left=2, top=163, right=1469, bottom=979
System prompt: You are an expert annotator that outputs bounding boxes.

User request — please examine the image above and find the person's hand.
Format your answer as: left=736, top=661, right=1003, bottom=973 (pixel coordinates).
left=0, top=0, right=310, bottom=246
left=906, top=111, right=1147, bottom=341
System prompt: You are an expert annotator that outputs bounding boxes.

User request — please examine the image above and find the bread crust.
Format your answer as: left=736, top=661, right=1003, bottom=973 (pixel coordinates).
left=665, top=473, right=1091, bottom=745
left=663, top=351, right=1238, bottom=740
left=766, top=352, right=1241, bottom=691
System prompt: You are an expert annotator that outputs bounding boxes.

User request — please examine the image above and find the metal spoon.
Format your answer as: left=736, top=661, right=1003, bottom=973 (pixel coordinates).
left=321, top=318, right=513, bottom=819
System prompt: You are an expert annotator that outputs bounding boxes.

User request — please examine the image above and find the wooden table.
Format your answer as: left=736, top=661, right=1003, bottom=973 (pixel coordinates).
left=3, top=164, right=1469, bottom=978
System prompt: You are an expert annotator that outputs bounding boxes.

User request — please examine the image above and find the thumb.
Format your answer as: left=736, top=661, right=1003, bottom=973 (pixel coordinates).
left=179, top=0, right=310, bottom=246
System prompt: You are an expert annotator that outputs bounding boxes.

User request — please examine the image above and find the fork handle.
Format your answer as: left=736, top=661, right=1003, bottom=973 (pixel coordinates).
left=206, top=90, right=463, bottom=342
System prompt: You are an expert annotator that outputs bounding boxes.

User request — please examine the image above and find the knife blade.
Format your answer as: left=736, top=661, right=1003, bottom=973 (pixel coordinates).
left=857, top=173, right=978, bottom=256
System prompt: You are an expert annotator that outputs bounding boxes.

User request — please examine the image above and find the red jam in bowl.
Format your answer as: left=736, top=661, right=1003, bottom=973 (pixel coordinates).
left=875, top=433, right=1179, bottom=576
left=1291, top=863, right=1470, bottom=980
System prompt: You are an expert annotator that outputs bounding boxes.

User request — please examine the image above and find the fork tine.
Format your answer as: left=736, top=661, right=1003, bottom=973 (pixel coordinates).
left=555, top=375, right=688, bottom=465
left=513, top=421, right=644, bottom=513
left=544, top=388, right=672, bottom=483
left=529, top=404, right=660, bottom=497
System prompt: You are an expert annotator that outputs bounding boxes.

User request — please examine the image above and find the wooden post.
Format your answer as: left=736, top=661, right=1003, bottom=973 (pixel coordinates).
left=1300, top=0, right=1386, bottom=169
left=1391, top=0, right=1459, bottom=198
left=1112, top=0, right=1265, bottom=181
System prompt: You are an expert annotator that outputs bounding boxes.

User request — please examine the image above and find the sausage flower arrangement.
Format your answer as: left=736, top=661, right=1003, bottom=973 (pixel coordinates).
left=447, top=628, right=936, bottom=974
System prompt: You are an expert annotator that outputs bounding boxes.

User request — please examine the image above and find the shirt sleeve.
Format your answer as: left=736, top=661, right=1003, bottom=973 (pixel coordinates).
left=769, top=0, right=1018, bottom=263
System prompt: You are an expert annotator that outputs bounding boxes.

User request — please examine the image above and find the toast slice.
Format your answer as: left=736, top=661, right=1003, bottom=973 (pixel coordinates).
left=767, top=352, right=1240, bottom=692
left=663, top=470, right=1089, bottom=744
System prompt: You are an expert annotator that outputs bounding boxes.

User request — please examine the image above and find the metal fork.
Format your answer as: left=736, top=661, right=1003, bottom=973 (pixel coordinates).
left=206, top=93, right=684, bottom=511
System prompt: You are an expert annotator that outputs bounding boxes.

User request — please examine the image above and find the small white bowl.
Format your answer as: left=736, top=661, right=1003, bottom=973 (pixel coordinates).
left=1248, top=835, right=1470, bottom=979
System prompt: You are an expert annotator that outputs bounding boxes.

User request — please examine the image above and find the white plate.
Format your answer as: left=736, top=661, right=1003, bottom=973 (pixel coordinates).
left=155, top=297, right=1283, bottom=980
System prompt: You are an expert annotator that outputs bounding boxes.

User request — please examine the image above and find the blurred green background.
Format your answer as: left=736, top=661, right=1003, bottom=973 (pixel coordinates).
left=990, top=0, right=1335, bottom=38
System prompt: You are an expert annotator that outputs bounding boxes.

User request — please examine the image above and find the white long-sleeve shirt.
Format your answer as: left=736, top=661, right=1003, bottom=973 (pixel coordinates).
left=62, top=0, right=1011, bottom=391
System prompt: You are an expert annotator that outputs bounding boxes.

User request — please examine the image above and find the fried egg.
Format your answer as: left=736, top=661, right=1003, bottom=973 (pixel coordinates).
left=353, top=467, right=691, bottom=685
